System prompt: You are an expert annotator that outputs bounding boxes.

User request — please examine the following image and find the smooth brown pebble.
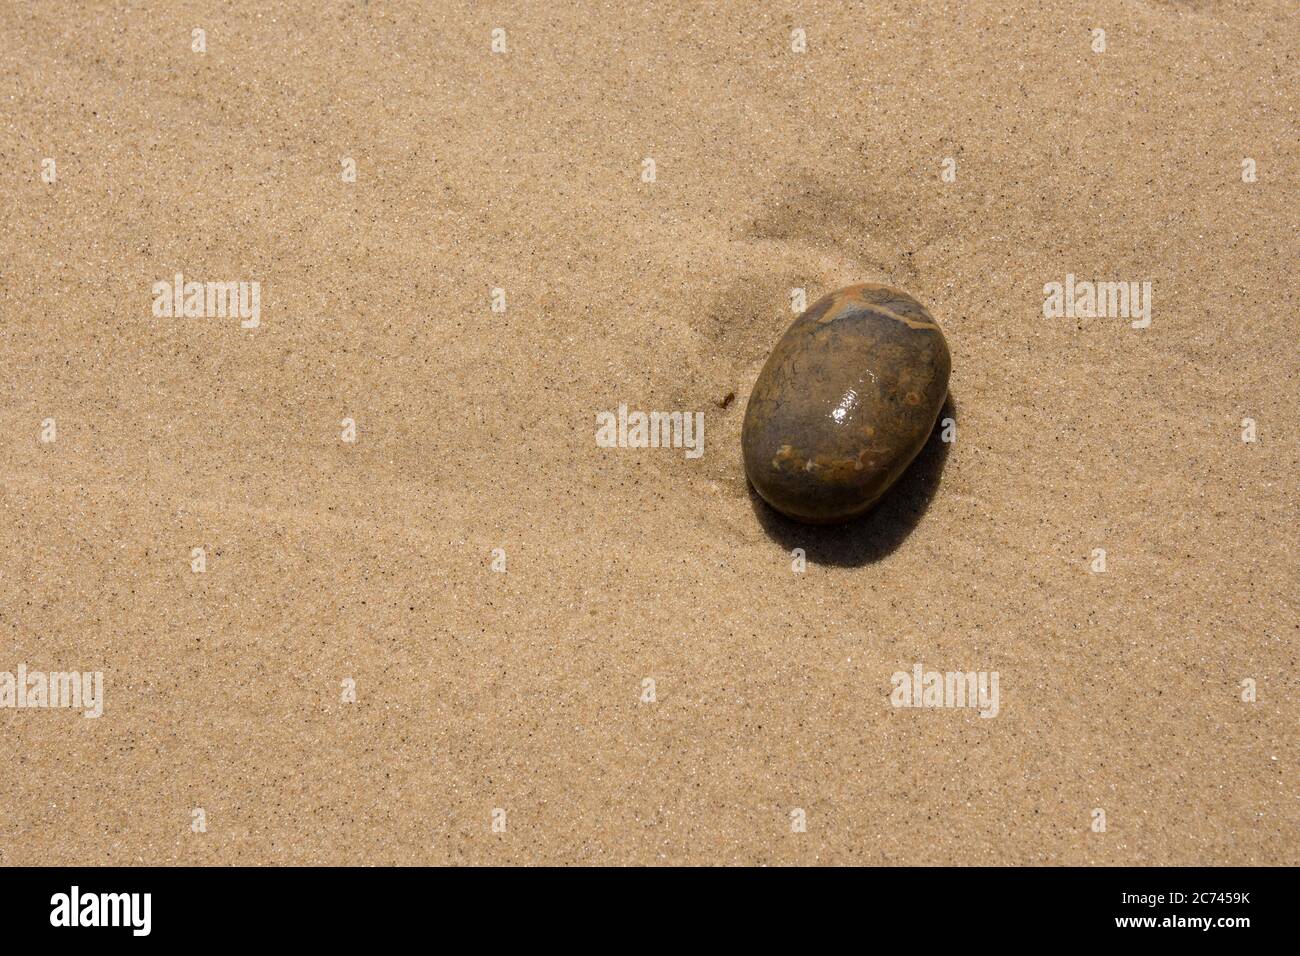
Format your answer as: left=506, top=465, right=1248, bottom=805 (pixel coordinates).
left=741, top=283, right=951, bottom=524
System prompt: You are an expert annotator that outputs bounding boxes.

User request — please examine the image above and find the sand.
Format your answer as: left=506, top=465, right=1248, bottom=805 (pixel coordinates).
left=1, top=0, right=1295, bottom=865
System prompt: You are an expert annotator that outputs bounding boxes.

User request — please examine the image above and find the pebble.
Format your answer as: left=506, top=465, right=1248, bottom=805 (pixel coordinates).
left=742, top=284, right=951, bottom=524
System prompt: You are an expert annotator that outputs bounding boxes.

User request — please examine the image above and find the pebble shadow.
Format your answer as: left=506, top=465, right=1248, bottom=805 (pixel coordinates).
left=748, top=395, right=956, bottom=567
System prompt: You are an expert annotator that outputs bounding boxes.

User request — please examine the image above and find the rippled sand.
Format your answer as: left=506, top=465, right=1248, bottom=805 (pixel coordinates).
left=1, top=0, right=1295, bottom=864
